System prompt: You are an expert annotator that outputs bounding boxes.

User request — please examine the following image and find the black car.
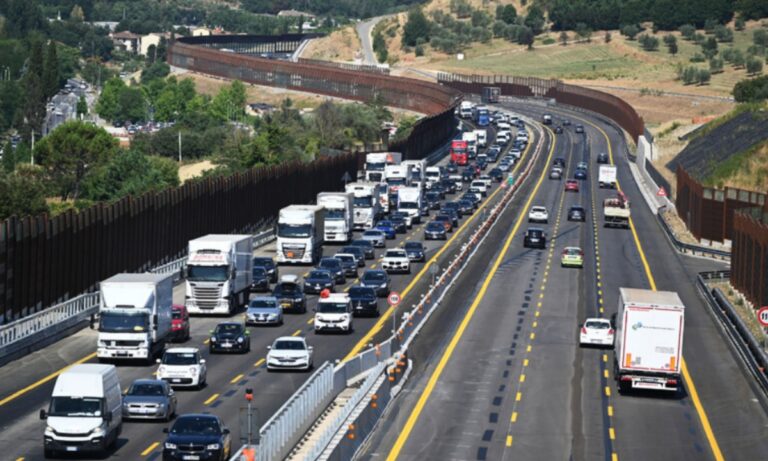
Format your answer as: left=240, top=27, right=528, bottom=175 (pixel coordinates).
left=253, top=257, right=278, bottom=283
left=341, top=245, right=366, bottom=266
left=209, top=322, right=250, bottom=354
left=461, top=169, right=474, bottom=183
left=389, top=215, right=408, bottom=233
left=575, top=125, right=585, bottom=134
left=350, top=239, right=375, bottom=259
left=574, top=168, right=587, bottom=180
left=554, top=126, right=563, bottom=134
left=461, top=192, right=480, bottom=207
left=442, top=201, right=463, bottom=218
left=563, top=119, right=571, bottom=126
left=439, top=209, right=459, bottom=227
left=440, top=178, right=457, bottom=194
left=404, top=241, right=426, bottom=262
left=304, top=269, right=335, bottom=294
left=553, top=158, right=566, bottom=168
left=425, top=221, right=447, bottom=240
left=318, top=257, right=346, bottom=283
left=349, top=285, right=379, bottom=317
left=360, top=270, right=390, bottom=297
left=446, top=162, right=459, bottom=174
left=431, top=183, right=446, bottom=200
left=523, top=228, right=547, bottom=249
left=390, top=210, right=413, bottom=228
left=425, top=191, right=442, bottom=210
left=597, top=152, right=609, bottom=164
left=250, top=267, right=270, bottom=292
left=488, top=168, right=504, bottom=182
left=458, top=199, right=475, bottom=214
left=335, top=254, right=359, bottom=277
left=568, top=206, right=586, bottom=221
left=162, top=414, right=231, bottom=461
left=476, top=159, right=488, bottom=171
left=273, top=279, right=307, bottom=313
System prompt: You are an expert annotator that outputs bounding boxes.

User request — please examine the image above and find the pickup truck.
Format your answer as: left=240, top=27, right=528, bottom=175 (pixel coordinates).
left=603, top=192, right=630, bottom=229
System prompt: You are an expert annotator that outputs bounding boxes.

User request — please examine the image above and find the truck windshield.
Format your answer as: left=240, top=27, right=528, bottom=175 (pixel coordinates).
left=399, top=202, right=419, bottom=210
left=49, top=396, right=103, bottom=417
left=99, top=311, right=149, bottom=333
left=366, top=162, right=386, bottom=171
left=278, top=223, right=312, bottom=238
left=353, top=196, right=373, bottom=207
left=387, top=178, right=406, bottom=186
left=318, top=302, right=349, bottom=314
left=187, top=265, right=228, bottom=282
left=326, top=210, right=346, bottom=220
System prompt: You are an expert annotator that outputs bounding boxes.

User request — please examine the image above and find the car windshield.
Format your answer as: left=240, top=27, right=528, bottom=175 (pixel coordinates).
left=336, top=255, right=354, bottom=263
left=215, top=324, right=242, bottom=334
left=387, top=178, right=406, bottom=186
left=528, top=230, right=543, bottom=237
left=564, top=248, right=582, bottom=255
left=187, top=265, right=228, bottom=282
left=363, top=272, right=386, bottom=282
left=428, top=222, right=445, bottom=231
left=253, top=258, right=274, bottom=269
left=386, top=250, right=406, bottom=258
left=253, top=268, right=267, bottom=277
left=426, top=192, right=440, bottom=200
left=326, top=209, right=345, bottom=220
left=274, top=284, right=300, bottom=296
left=249, top=299, right=277, bottom=308
left=405, top=243, right=423, bottom=251
left=342, top=247, right=361, bottom=255
left=49, top=396, right=103, bottom=417
left=172, top=310, right=183, bottom=320
left=586, top=321, right=610, bottom=329
left=363, top=231, right=382, bottom=237
left=378, top=221, right=393, bottom=227
left=319, top=259, right=340, bottom=269
left=171, top=417, right=221, bottom=435
left=349, top=286, right=375, bottom=297
left=318, top=302, right=349, bottom=313
left=400, top=202, right=419, bottom=209
left=99, top=311, right=149, bottom=333
left=128, top=383, right=165, bottom=396
left=163, top=352, right=198, bottom=365
left=278, top=223, right=312, bottom=238
left=352, top=241, right=371, bottom=248
left=274, top=340, right=306, bottom=350
left=309, top=271, right=331, bottom=280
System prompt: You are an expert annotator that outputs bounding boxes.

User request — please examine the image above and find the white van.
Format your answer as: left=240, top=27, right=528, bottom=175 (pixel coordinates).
left=41, top=364, right=123, bottom=458
left=497, top=122, right=512, bottom=132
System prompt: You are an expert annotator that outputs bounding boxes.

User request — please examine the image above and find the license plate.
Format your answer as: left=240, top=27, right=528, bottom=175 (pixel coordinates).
left=183, top=456, right=200, bottom=460
left=66, top=447, right=77, bottom=452
left=282, top=303, right=291, bottom=308
left=172, top=378, right=181, bottom=383
left=286, top=251, right=295, bottom=258
left=356, top=306, right=363, bottom=310
left=222, top=343, right=232, bottom=348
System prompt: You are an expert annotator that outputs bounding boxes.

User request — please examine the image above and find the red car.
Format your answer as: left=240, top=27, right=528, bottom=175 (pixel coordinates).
left=565, top=179, right=580, bottom=192
left=170, top=304, right=191, bottom=342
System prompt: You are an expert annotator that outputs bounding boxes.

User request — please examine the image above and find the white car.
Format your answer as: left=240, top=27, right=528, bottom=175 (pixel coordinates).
left=382, top=248, right=411, bottom=274
left=470, top=180, right=488, bottom=196
left=314, top=293, right=354, bottom=334
left=477, top=175, right=493, bottom=188
left=156, top=347, right=207, bottom=389
left=528, top=206, right=549, bottom=223
left=497, top=131, right=511, bottom=145
left=448, top=174, right=464, bottom=190
left=267, top=337, right=314, bottom=371
left=579, top=318, right=615, bottom=347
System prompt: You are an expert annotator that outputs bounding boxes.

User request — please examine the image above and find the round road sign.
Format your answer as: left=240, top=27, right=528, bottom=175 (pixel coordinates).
left=388, top=292, right=401, bottom=306
left=757, top=306, right=768, bottom=327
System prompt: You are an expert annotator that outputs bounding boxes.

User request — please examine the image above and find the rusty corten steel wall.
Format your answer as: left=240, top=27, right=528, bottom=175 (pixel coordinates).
left=675, top=166, right=766, bottom=242
left=732, top=208, right=768, bottom=307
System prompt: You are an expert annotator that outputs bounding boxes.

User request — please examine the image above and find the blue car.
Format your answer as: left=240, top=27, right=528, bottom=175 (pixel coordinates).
left=375, top=221, right=397, bottom=239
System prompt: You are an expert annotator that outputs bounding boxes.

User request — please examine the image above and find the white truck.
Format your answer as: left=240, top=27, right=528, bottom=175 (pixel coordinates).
left=603, top=192, right=631, bottom=229
left=462, top=131, right=478, bottom=157
left=402, top=159, right=427, bottom=188
left=365, top=152, right=402, bottom=182
left=277, top=205, right=325, bottom=265
left=615, top=288, right=684, bottom=393
left=346, top=181, right=382, bottom=229
left=96, top=273, right=173, bottom=362
left=425, top=166, right=442, bottom=187
left=317, top=192, right=354, bottom=243
left=185, top=234, right=254, bottom=315
left=473, top=129, right=488, bottom=148
left=459, top=101, right=473, bottom=119
left=314, top=292, right=353, bottom=334
left=598, top=165, right=617, bottom=189
left=397, top=187, right=423, bottom=224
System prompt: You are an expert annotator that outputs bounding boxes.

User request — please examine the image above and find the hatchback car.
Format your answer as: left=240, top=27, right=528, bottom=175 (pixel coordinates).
left=253, top=257, right=278, bottom=283
left=579, top=318, right=615, bottom=347
left=362, top=229, right=386, bottom=248
left=122, top=379, right=176, bottom=421
left=574, top=168, right=588, bottom=180
left=250, top=267, right=271, bottom=293
left=360, top=270, right=390, bottom=297
left=304, top=269, right=335, bottom=294
left=348, top=285, right=379, bottom=317
left=169, top=304, right=190, bottom=342
left=267, top=337, right=314, bottom=371
left=523, top=228, right=546, bottom=249
left=162, top=414, right=231, bottom=461
left=565, top=179, right=580, bottom=192
left=528, top=206, right=549, bottom=223
left=273, top=275, right=307, bottom=313
left=317, top=257, right=346, bottom=284
left=568, top=206, right=586, bottom=222
left=245, top=296, right=284, bottom=326
left=156, top=348, right=207, bottom=389
left=549, top=168, right=563, bottom=180
left=375, top=221, right=397, bottom=239
left=209, top=322, right=250, bottom=354
left=404, top=241, right=426, bottom=262
left=597, top=152, right=609, bottom=164
left=561, top=247, right=585, bottom=268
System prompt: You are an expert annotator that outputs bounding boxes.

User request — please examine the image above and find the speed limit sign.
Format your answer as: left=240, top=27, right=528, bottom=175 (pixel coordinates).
left=758, top=306, right=768, bottom=327
left=388, top=292, right=401, bottom=306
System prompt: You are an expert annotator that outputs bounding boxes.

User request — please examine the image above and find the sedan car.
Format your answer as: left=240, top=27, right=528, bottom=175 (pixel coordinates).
left=169, top=304, right=190, bottom=342
left=360, top=269, right=390, bottom=297
left=267, top=336, right=314, bottom=371
left=433, top=214, right=454, bottom=233
left=341, top=245, right=366, bottom=266
left=597, top=152, right=609, bottom=164
left=156, top=348, right=207, bottom=389
left=425, top=221, right=447, bottom=240
left=349, top=285, right=379, bottom=317
left=528, top=206, right=549, bottom=223
left=549, top=168, right=563, bottom=180
left=391, top=211, right=413, bottom=228
left=568, top=206, right=586, bottom=222
left=554, top=126, right=563, bottom=134
left=442, top=201, right=463, bottom=218
left=362, top=229, right=386, bottom=248
left=404, top=241, right=426, bottom=262
left=424, top=191, right=442, bottom=211
left=122, top=379, right=176, bottom=421
left=162, top=414, right=231, bottom=461
left=440, top=209, right=460, bottom=227
left=574, top=168, right=588, bottom=180
left=553, top=158, right=566, bottom=168
left=304, top=269, right=335, bottom=294
left=575, top=124, right=585, bottom=134
left=209, top=322, right=250, bottom=354
left=376, top=220, right=397, bottom=239
left=489, top=168, right=504, bottom=182
left=565, top=179, right=580, bottom=192
left=253, top=257, right=278, bottom=283
left=523, top=228, right=546, bottom=249
left=245, top=296, right=284, bottom=326
left=334, top=253, right=359, bottom=277
left=273, top=275, right=307, bottom=313
left=561, top=246, right=585, bottom=268
left=317, top=257, right=346, bottom=284
left=579, top=318, right=615, bottom=347
left=388, top=216, right=408, bottom=233
left=350, top=239, right=376, bottom=259
left=250, top=267, right=271, bottom=293
left=382, top=248, right=411, bottom=274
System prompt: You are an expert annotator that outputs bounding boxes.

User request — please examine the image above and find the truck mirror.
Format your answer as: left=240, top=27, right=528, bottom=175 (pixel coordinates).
left=230, top=268, right=237, bottom=279
left=39, top=409, right=47, bottom=420
left=104, top=411, right=112, bottom=423
left=155, top=358, right=162, bottom=364
left=181, top=267, right=188, bottom=279
left=163, top=428, right=169, bottom=434
left=89, top=314, right=96, bottom=330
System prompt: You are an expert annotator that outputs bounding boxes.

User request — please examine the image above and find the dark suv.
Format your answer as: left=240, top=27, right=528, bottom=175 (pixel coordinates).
left=162, top=414, right=231, bottom=461
left=523, top=228, right=546, bottom=249
left=253, top=257, right=278, bottom=283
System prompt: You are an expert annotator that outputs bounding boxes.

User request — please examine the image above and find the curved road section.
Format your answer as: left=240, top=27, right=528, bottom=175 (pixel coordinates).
left=355, top=15, right=393, bottom=65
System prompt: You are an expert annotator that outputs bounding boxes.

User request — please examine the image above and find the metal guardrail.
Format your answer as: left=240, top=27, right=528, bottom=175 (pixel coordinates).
left=696, top=271, right=768, bottom=397
left=656, top=207, right=730, bottom=260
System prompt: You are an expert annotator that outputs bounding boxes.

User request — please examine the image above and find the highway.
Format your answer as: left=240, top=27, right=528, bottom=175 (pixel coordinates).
left=0, top=120, right=529, bottom=460
left=357, top=103, right=768, bottom=461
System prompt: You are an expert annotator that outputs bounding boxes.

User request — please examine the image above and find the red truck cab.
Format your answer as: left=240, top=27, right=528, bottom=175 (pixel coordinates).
left=450, top=140, right=468, bottom=166
left=170, top=304, right=191, bottom=342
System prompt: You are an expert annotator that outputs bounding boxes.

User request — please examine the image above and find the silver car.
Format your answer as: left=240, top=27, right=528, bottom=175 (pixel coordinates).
left=362, top=229, right=386, bottom=248
left=122, top=379, right=177, bottom=421
left=246, top=296, right=284, bottom=326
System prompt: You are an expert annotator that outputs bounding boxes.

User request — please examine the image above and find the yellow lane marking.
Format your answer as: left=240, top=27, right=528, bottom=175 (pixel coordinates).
left=291, top=329, right=302, bottom=337
left=306, top=318, right=314, bottom=324
left=583, top=115, right=725, bottom=461
left=519, top=374, right=526, bottom=383
left=511, top=411, right=518, bottom=423
left=0, top=352, right=97, bottom=407
left=344, top=135, right=537, bottom=362
left=230, top=374, right=244, bottom=384
left=370, top=264, right=377, bottom=269
left=515, top=392, right=522, bottom=402
left=506, top=435, right=513, bottom=447
left=612, top=453, right=619, bottom=461
left=204, top=393, right=219, bottom=405
left=605, top=386, right=611, bottom=397
left=609, top=427, right=616, bottom=440
left=204, top=339, right=210, bottom=345
left=141, top=442, right=159, bottom=456
left=523, top=359, right=529, bottom=367
left=254, top=358, right=265, bottom=368
left=608, top=406, right=614, bottom=417
left=385, top=130, right=553, bottom=460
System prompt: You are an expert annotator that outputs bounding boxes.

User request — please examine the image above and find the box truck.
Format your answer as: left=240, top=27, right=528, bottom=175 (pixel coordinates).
left=96, top=273, right=173, bottom=362
left=603, top=191, right=631, bottom=228
left=459, top=101, right=473, bottom=119
left=473, top=129, right=488, bottom=148
left=277, top=205, right=325, bottom=265
left=398, top=187, right=423, bottom=224
left=462, top=131, right=478, bottom=158
left=615, top=288, right=684, bottom=393
left=317, top=192, right=354, bottom=243
left=365, top=152, right=402, bottom=182
left=185, top=234, right=254, bottom=315
left=598, top=165, right=617, bottom=189
left=346, top=181, right=382, bottom=229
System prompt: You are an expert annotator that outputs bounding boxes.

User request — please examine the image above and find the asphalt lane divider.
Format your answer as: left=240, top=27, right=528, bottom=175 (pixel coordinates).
left=574, top=114, right=724, bottom=461
left=386, top=125, right=556, bottom=460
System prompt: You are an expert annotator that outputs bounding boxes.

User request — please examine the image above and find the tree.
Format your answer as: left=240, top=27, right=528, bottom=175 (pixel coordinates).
left=496, top=4, right=517, bottom=25
left=575, top=23, right=593, bottom=43
left=77, top=96, right=88, bottom=117
left=559, top=31, right=569, bottom=46
left=715, top=25, right=734, bottom=43
left=639, top=34, right=660, bottom=51
left=668, top=40, right=679, bottom=55
left=0, top=166, right=49, bottom=219
left=518, top=26, right=535, bottom=49
left=733, top=75, right=768, bottom=102
left=679, top=24, right=696, bottom=40
left=96, top=77, right=125, bottom=121
left=209, top=80, right=246, bottom=122
left=735, top=17, right=746, bottom=31
left=42, top=41, right=61, bottom=99
left=403, top=8, right=430, bottom=47
left=709, top=57, right=724, bottom=73
left=81, top=149, right=179, bottom=201
left=701, top=37, right=719, bottom=59
left=118, top=87, right=148, bottom=122
left=622, top=24, right=641, bottom=41
left=605, top=32, right=612, bottom=44
left=746, top=57, right=764, bottom=75
left=682, top=66, right=698, bottom=84
left=524, top=5, right=545, bottom=35
left=70, top=5, right=85, bottom=22
left=732, top=49, right=746, bottom=68
left=33, top=121, right=118, bottom=200
left=754, top=30, right=768, bottom=49
left=697, top=68, right=711, bottom=85
left=141, top=61, right=170, bottom=84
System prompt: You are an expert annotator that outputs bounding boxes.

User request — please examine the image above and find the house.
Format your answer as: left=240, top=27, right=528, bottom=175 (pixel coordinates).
left=140, top=33, right=170, bottom=56
left=111, top=31, right=141, bottom=54
left=192, top=26, right=212, bottom=37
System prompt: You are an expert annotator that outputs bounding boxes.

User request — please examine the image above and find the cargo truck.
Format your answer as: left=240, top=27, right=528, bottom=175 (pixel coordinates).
left=365, top=152, right=402, bottom=182
left=398, top=187, right=423, bottom=224
left=317, top=192, right=354, bottom=243
left=459, top=101, right=473, bottom=119
left=450, top=140, right=469, bottom=165
left=96, top=273, right=173, bottom=362
left=462, top=131, right=478, bottom=158
left=185, top=234, right=254, bottom=315
left=615, top=288, right=684, bottom=393
left=402, top=159, right=427, bottom=187
left=385, top=164, right=413, bottom=205
left=473, top=129, right=488, bottom=148
left=277, top=205, right=325, bottom=265
left=598, top=165, right=617, bottom=189
left=346, top=181, right=382, bottom=229
left=603, top=192, right=631, bottom=228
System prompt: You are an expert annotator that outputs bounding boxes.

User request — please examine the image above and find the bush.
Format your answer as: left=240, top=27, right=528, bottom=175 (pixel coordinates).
left=733, top=75, right=768, bottom=102
left=746, top=57, right=764, bottom=75
left=639, top=34, right=660, bottom=51
left=622, top=24, right=641, bottom=40
left=697, top=68, right=711, bottom=85
left=714, top=25, right=733, bottom=43
left=690, top=52, right=706, bottom=63
left=415, top=45, right=424, bottom=56
left=735, top=17, right=746, bottom=31
left=710, top=57, right=724, bottom=73
left=679, top=24, right=696, bottom=40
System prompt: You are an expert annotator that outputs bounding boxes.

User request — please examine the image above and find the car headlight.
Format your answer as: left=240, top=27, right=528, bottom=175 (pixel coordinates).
left=158, top=365, right=166, bottom=374
left=237, top=337, right=244, bottom=343
left=45, top=425, right=55, bottom=434
left=165, top=442, right=177, bottom=450
left=210, top=336, right=217, bottom=342
left=206, top=443, right=221, bottom=450
left=189, top=366, right=198, bottom=374
left=91, top=426, right=106, bottom=437
left=380, top=283, right=387, bottom=288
